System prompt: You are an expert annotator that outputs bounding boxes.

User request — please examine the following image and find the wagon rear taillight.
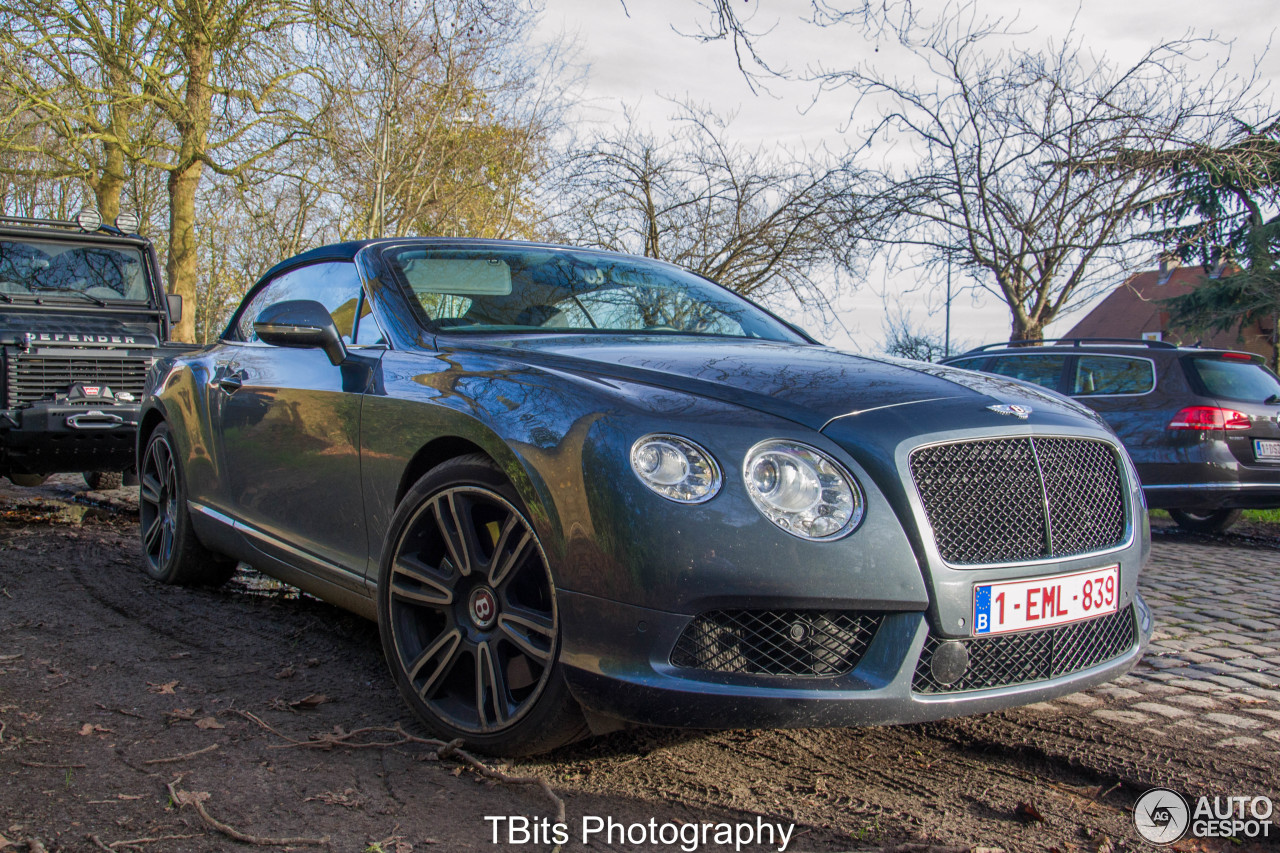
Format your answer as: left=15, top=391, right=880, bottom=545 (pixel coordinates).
left=1167, top=406, right=1251, bottom=431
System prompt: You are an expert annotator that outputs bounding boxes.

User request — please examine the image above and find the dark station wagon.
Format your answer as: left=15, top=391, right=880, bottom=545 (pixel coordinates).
left=943, top=339, right=1280, bottom=533
left=139, top=239, right=1153, bottom=754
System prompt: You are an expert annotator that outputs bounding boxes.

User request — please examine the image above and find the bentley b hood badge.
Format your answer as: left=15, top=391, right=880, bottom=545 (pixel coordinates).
left=987, top=403, right=1033, bottom=419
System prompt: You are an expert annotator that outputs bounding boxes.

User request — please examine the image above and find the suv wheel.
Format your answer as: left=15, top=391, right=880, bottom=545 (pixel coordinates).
left=1168, top=508, right=1242, bottom=534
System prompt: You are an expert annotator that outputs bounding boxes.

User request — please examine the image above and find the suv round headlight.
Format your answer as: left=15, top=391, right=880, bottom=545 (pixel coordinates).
left=743, top=440, right=863, bottom=540
left=630, top=434, right=722, bottom=503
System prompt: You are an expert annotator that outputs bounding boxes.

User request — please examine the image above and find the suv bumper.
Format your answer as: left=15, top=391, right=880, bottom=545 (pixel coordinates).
left=1, top=401, right=139, bottom=476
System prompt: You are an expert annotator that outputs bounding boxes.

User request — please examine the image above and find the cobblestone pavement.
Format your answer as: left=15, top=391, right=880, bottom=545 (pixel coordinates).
left=1023, top=531, right=1280, bottom=752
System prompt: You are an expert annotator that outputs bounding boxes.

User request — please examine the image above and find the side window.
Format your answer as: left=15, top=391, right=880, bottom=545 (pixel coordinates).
left=945, top=357, right=988, bottom=371
left=1072, top=356, right=1155, bottom=396
left=230, top=262, right=364, bottom=343
left=984, top=355, right=1068, bottom=391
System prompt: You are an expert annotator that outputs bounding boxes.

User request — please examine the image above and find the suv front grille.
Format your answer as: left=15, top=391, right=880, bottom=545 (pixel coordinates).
left=909, top=437, right=1126, bottom=565
left=671, top=610, right=883, bottom=677
left=912, top=605, right=1136, bottom=694
left=5, top=352, right=149, bottom=407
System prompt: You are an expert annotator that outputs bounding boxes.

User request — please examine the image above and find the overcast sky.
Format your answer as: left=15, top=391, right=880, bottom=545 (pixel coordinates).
left=534, top=0, right=1279, bottom=354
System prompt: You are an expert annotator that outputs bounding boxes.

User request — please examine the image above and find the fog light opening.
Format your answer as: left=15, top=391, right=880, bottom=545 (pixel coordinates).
left=930, top=640, right=969, bottom=686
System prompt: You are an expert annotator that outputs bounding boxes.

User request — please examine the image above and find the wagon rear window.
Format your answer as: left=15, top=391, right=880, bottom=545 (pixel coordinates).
left=1186, top=356, right=1280, bottom=403
left=382, top=246, right=802, bottom=342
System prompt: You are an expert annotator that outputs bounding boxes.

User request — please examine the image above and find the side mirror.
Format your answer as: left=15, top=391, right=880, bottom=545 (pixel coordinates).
left=166, top=293, right=183, bottom=324
left=253, top=299, right=347, bottom=366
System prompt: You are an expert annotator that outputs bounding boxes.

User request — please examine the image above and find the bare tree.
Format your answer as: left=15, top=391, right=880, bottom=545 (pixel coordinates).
left=816, top=8, right=1267, bottom=341
left=547, top=102, right=853, bottom=306
left=318, top=0, right=572, bottom=241
left=0, top=0, right=324, bottom=341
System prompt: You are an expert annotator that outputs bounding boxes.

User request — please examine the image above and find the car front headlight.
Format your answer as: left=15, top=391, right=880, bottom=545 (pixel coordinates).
left=630, top=434, right=722, bottom=503
left=743, top=440, right=863, bottom=540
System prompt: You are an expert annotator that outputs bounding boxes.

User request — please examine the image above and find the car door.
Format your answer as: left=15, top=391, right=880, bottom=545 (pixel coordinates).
left=211, top=261, right=376, bottom=581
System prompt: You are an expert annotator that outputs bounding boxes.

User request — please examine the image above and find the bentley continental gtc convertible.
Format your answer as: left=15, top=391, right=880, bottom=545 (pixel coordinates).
left=138, top=239, right=1153, bottom=754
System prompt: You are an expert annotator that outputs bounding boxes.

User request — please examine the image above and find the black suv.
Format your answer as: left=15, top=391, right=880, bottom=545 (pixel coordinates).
left=941, top=339, right=1280, bottom=532
left=1, top=211, right=180, bottom=489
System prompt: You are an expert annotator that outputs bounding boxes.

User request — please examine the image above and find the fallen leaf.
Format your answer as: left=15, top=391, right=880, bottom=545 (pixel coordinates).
left=172, top=788, right=210, bottom=807
left=289, top=693, right=329, bottom=710
left=451, top=767, right=463, bottom=777
left=1015, top=801, right=1045, bottom=823
left=194, top=717, right=224, bottom=730
left=304, top=788, right=363, bottom=808
left=166, top=708, right=198, bottom=721
left=78, top=724, right=111, bottom=736
left=147, top=681, right=179, bottom=695
left=275, top=665, right=295, bottom=680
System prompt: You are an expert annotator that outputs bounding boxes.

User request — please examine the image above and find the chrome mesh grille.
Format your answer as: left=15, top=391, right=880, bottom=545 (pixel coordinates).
left=671, top=610, right=883, bottom=677
left=1035, top=438, right=1126, bottom=558
left=912, top=605, right=1136, bottom=694
left=5, top=353, right=148, bottom=407
left=909, top=437, right=1126, bottom=565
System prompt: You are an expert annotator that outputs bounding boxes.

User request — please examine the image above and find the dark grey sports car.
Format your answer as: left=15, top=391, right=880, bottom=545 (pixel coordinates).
left=139, top=239, right=1152, bottom=754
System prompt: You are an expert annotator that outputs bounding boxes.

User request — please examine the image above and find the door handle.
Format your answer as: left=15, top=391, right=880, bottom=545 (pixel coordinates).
left=216, top=372, right=245, bottom=393
left=210, top=364, right=247, bottom=394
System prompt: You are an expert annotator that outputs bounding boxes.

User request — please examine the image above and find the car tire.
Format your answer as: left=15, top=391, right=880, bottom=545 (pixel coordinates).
left=378, top=454, right=587, bottom=756
left=138, top=423, right=236, bottom=587
left=83, top=471, right=123, bottom=490
left=1168, top=508, right=1242, bottom=534
left=6, top=473, right=48, bottom=487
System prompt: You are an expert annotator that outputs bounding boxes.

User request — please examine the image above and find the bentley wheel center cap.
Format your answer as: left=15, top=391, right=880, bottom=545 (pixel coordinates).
left=468, top=587, right=498, bottom=630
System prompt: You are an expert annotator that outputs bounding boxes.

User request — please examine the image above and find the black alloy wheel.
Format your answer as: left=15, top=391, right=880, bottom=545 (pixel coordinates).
left=379, top=455, right=585, bottom=755
left=138, top=423, right=235, bottom=586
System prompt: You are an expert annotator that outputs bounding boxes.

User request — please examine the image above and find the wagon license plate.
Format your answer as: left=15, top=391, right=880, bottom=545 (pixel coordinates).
left=973, top=565, right=1118, bottom=636
left=1256, top=439, right=1280, bottom=461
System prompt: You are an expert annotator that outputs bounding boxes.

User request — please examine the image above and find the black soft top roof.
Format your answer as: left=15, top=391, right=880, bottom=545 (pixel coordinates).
left=258, top=241, right=366, bottom=281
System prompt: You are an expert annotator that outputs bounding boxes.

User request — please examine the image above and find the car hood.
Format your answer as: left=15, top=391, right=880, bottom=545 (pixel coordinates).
left=463, top=335, right=1097, bottom=432
left=0, top=311, right=162, bottom=348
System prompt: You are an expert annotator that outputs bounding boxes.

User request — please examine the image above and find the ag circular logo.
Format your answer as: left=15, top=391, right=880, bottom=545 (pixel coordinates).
left=1133, top=788, right=1190, bottom=844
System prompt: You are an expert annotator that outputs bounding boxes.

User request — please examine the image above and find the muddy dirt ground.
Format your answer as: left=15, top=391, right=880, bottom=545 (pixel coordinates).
left=1, top=477, right=1276, bottom=853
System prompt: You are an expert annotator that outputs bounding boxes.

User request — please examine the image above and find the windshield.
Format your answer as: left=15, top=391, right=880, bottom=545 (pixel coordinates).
left=1185, top=356, right=1280, bottom=403
left=0, top=239, right=152, bottom=303
left=382, top=245, right=804, bottom=343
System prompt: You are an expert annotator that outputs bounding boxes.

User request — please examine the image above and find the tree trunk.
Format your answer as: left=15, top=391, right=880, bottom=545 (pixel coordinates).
left=165, top=35, right=213, bottom=344
left=1010, top=320, right=1044, bottom=343
left=91, top=142, right=127, bottom=224
left=166, top=161, right=202, bottom=342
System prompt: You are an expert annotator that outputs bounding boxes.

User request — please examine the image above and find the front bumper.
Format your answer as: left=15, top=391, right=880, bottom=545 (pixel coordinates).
left=558, top=590, right=1153, bottom=729
left=1, top=401, right=139, bottom=475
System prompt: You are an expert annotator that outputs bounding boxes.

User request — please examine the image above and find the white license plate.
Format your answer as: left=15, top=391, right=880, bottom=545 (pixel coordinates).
left=1256, top=439, right=1280, bottom=461
left=973, top=565, right=1118, bottom=636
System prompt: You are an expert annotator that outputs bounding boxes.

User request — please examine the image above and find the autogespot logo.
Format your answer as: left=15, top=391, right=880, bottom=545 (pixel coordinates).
left=1134, top=788, right=1190, bottom=845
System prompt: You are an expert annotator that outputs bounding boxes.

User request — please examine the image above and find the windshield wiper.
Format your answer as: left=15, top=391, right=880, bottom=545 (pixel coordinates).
left=38, top=289, right=108, bottom=307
